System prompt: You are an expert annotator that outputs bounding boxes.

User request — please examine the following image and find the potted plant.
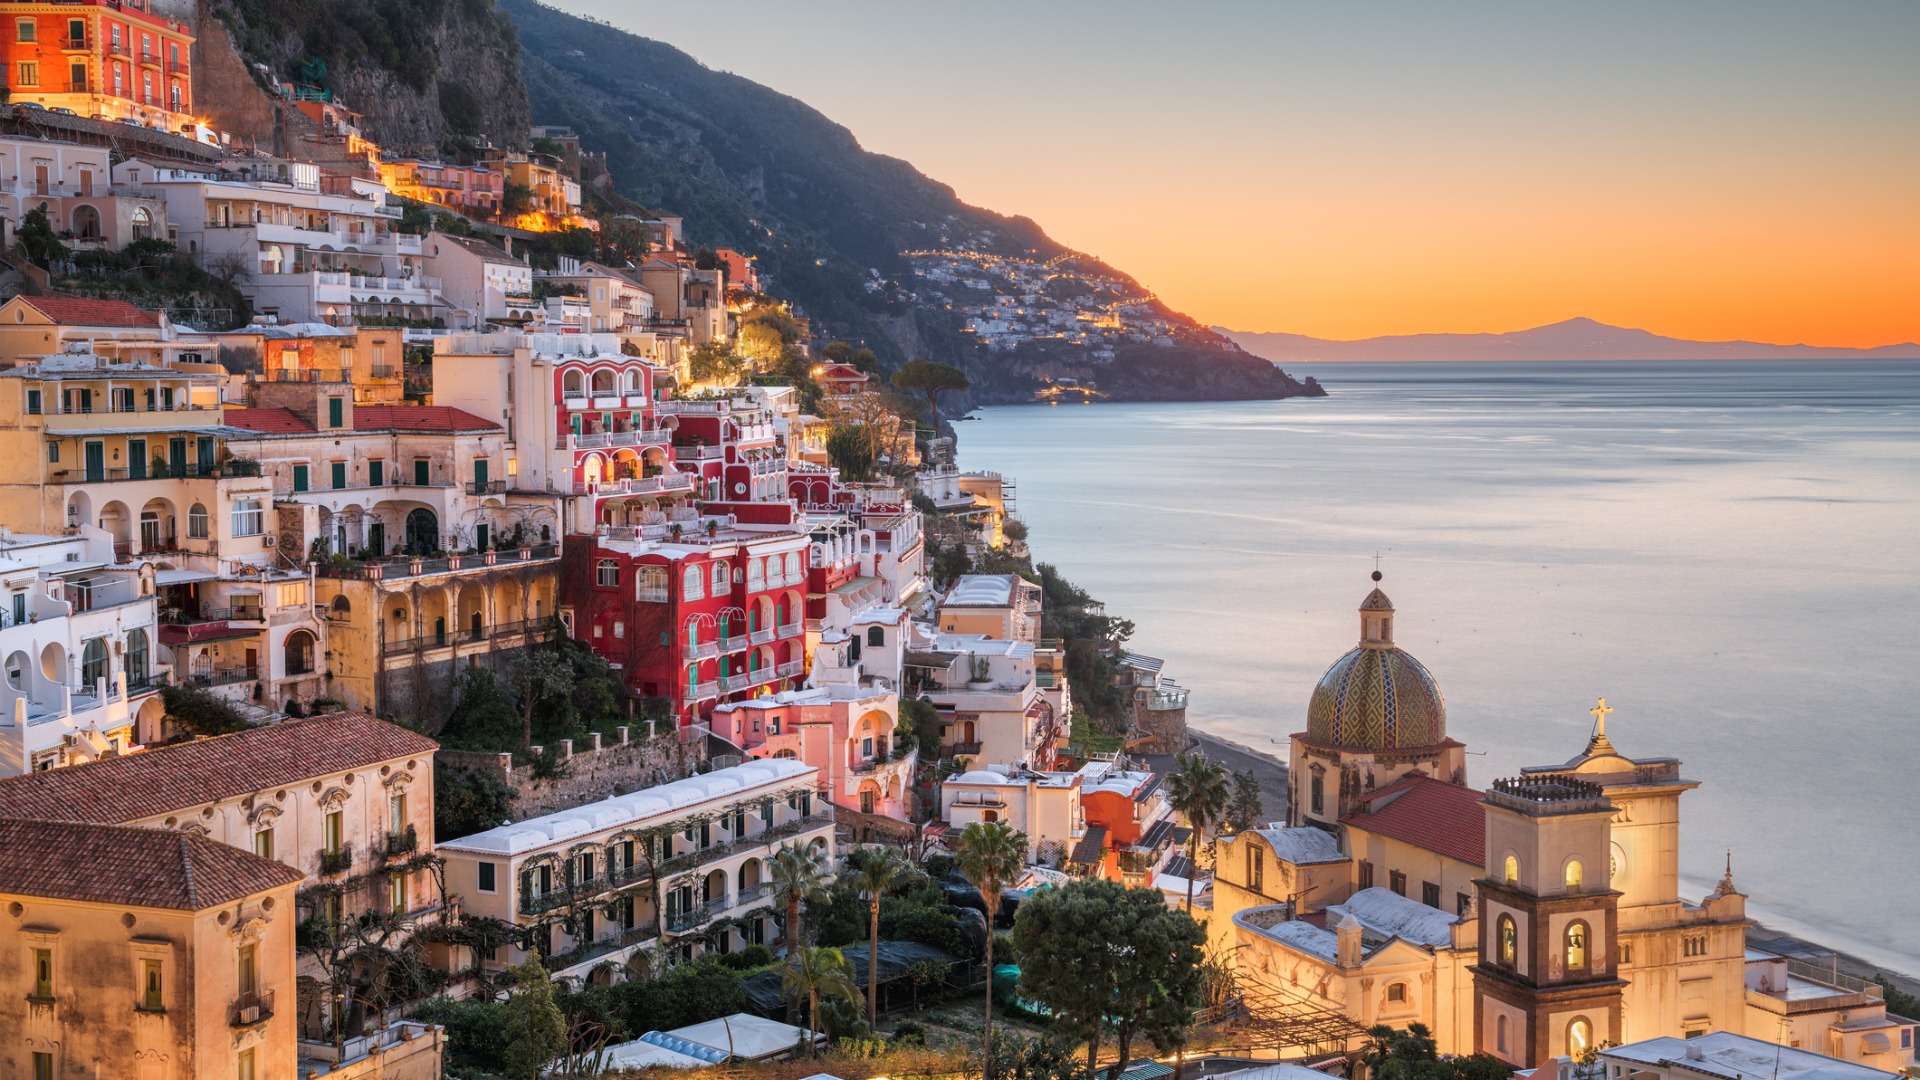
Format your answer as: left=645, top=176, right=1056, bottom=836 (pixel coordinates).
left=704, top=519, right=719, bottom=539
left=669, top=522, right=683, bottom=540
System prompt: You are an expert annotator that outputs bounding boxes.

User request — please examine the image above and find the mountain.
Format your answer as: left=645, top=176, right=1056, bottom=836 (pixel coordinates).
left=499, top=0, right=1319, bottom=404
left=1220, top=318, right=1920, bottom=363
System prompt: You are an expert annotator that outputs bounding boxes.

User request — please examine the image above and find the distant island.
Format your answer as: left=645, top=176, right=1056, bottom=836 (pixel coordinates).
left=1219, top=317, right=1920, bottom=363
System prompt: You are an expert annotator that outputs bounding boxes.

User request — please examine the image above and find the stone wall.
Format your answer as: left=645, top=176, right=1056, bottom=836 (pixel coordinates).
left=437, top=726, right=708, bottom=821
left=1124, top=700, right=1189, bottom=756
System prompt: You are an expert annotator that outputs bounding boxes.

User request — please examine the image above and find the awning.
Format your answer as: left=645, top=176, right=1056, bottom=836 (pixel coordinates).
left=156, top=569, right=216, bottom=585
left=1861, top=1033, right=1892, bottom=1054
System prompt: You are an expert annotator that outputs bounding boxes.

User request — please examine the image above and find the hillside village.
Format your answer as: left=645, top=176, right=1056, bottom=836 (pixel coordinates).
left=0, top=4, right=1906, bottom=1080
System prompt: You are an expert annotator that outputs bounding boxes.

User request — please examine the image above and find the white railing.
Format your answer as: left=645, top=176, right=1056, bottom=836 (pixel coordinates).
left=776, top=659, right=805, bottom=678
left=749, top=627, right=775, bottom=646
left=719, top=673, right=751, bottom=692
left=635, top=586, right=671, bottom=603
left=557, top=428, right=672, bottom=450
left=776, top=622, right=802, bottom=640
left=682, top=640, right=717, bottom=661
left=675, top=446, right=723, bottom=462
left=577, top=473, right=696, bottom=497
left=684, top=680, right=719, bottom=701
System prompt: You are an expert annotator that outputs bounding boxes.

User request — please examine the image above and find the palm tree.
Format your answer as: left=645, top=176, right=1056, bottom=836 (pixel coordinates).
left=768, top=841, right=831, bottom=955
left=844, top=846, right=904, bottom=1029
left=952, top=820, right=1028, bottom=1075
left=780, top=945, right=862, bottom=1057
left=1166, top=752, right=1229, bottom=912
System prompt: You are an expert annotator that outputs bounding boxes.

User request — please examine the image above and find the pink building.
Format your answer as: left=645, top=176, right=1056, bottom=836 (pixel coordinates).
left=711, top=686, right=914, bottom=819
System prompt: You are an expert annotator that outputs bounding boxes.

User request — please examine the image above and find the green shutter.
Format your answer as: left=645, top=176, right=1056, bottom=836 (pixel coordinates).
left=292, top=465, right=308, bottom=492
left=331, top=462, right=347, bottom=489
left=327, top=397, right=344, bottom=427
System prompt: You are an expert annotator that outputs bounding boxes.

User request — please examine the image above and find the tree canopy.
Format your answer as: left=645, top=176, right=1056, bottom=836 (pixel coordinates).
left=890, top=359, right=970, bottom=432
left=1357, top=1023, right=1514, bottom=1080
left=1011, top=878, right=1208, bottom=1078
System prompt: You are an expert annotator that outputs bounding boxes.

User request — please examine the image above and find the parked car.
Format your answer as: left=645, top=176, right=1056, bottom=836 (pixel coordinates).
left=48, top=107, right=77, bottom=116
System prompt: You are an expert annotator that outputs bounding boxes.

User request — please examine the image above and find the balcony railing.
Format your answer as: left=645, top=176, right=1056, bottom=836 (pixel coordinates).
left=315, top=545, right=559, bottom=582
left=185, top=666, right=257, bottom=688
left=635, top=586, right=671, bottom=603
left=776, top=622, right=803, bottom=640
left=50, top=459, right=263, bottom=484
left=59, top=35, right=89, bottom=50
left=385, top=825, right=418, bottom=858
left=683, top=680, right=719, bottom=702
left=556, top=428, right=673, bottom=451
left=749, top=627, right=776, bottom=646
left=667, top=895, right=730, bottom=932
left=681, top=639, right=718, bottom=661
left=318, top=846, right=353, bottom=876
left=776, top=659, right=805, bottom=678
left=717, top=635, right=748, bottom=655
left=468, top=479, right=506, bottom=495
left=718, top=673, right=751, bottom=692
left=229, top=989, right=274, bottom=1028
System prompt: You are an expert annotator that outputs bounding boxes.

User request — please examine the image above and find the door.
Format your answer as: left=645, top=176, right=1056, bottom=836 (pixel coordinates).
left=473, top=458, right=489, bottom=492
left=33, top=164, right=48, bottom=196
left=413, top=458, right=428, bottom=486
left=83, top=441, right=105, bottom=482
left=366, top=522, right=385, bottom=556
left=196, top=438, right=213, bottom=470
left=168, top=438, right=186, bottom=476
left=291, top=465, right=308, bottom=493
left=243, top=648, right=258, bottom=680
left=127, top=438, right=146, bottom=479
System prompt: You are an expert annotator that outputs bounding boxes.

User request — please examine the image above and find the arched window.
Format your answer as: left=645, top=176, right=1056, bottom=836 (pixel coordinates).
left=130, top=206, right=153, bottom=242
left=709, top=562, right=728, bottom=593
left=285, top=630, right=316, bottom=675
left=1565, top=859, right=1584, bottom=891
left=330, top=595, right=351, bottom=616
left=562, top=369, right=584, bottom=396
left=596, top=559, right=619, bottom=587
left=867, top=627, right=885, bottom=647
left=1496, top=1015, right=1509, bottom=1053
left=80, top=637, right=109, bottom=691
left=682, top=566, right=703, bottom=600
left=70, top=204, right=101, bottom=239
left=591, top=370, right=615, bottom=395
left=1497, top=914, right=1517, bottom=967
left=1565, top=921, right=1589, bottom=972
left=188, top=502, right=208, bottom=539
left=1503, top=854, right=1520, bottom=884
left=125, top=629, right=149, bottom=687
left=1567, top=1017, right=1591, bottom=1056
left=1310, top=773, right=1324, bottom=814
left=784, top=553, right=801, bottom=580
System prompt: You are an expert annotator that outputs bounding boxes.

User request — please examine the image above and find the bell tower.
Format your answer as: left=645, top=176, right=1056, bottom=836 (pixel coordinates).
left=1472, top=773, right=1625, bottom=1068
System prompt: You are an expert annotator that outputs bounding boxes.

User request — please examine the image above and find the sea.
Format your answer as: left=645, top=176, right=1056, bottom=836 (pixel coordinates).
left=955, top=360, right=1920, bottom=976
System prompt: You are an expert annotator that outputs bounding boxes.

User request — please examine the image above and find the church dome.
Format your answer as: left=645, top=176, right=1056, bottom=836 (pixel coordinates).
left=1305, top=580, right=1448, bottom=750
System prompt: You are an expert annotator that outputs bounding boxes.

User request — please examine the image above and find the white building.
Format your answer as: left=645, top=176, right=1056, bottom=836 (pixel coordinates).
left=0, top=528, right=161, bottom=773
left=1574, top=1031, right=1903, bottom=1080
left=427, top=234, right=537, bottom=330
left=437, top=758, right=834, bottom=986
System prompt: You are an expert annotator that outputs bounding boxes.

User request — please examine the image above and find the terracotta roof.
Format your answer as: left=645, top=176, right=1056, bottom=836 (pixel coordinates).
left=0, top=713, right=437, bottom=825
left=15, top=296, right=160, bottom=327
left=1340, top=774, right=1485, bottom=868
left=818, top=364, right=868, bottom=381
left=353, top=405, right=500, bottom=432
left=224, top=406, right=314, bottom=433
left=0, top=818, right=302, bottom=909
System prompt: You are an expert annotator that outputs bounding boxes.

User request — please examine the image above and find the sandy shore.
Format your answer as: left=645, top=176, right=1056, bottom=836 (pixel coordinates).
left=1180, top=724, right=1918, bottom=994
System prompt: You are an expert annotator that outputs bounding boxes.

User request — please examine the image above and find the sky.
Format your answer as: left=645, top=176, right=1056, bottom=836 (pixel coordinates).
left=553, top=1, right=1920, bottom=347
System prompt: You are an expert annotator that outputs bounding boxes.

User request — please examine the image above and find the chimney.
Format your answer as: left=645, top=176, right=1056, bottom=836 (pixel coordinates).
left=1335, top=912, right=1364, bottom=967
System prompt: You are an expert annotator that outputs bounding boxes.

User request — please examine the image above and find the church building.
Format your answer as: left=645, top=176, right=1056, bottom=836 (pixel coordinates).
left=1210, top=575, right=1914, bottom=1074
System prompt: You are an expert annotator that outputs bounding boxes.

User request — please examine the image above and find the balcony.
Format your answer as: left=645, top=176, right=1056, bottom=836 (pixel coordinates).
left=385, top=825, right=418, bottom=858
left=674, top=445, right=724, bottom=462
left=314, top=545, right=559, bottom=582
left=555, top=427, right=673, bottom=451
left=718, top=673, right=751, bottom=693
left=574, top=472, right=696, bottom=498
left=776, top=659, right=805, bottom=678
left=59, top=35, right=89, bottom=51
left=749, top=627, right=775, bottom=646
left=383, top=617, right=559, bottom=656
left=776, top=622, right=803, bottom=640
left=319, top=846, right=354, bottom=876
left=468, top=479, right=506, bottom=495
left=49, top=459, right=263, bottom=484
left=547, top=921, right=660, bottom=971
left=717, top=635, right=748, bottom=655
left=683, top=680, right=719, bottom=702
left=635, top=586, right=670, bottom=603
left=681, top=639, right=718, bottom=661
left=184, top=665, right=257, bottom=688
left=229, top=990, right=274, bottom=1028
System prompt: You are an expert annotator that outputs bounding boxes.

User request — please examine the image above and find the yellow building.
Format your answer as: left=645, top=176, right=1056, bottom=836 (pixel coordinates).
left=0, top=712, right=448, bottom=1060
left=0, top=816, right=303, bottom=1079
left=937, top=573, right=1042, bottom=642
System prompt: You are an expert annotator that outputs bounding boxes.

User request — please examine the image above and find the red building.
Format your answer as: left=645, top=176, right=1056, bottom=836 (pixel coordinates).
left=1071, top=767, right=1180, bottom=887
left=2, top=0, right=194, bottom=129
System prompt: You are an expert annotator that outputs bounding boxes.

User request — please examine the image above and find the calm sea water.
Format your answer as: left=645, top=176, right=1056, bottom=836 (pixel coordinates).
left=957, top=361, right=1920, bottom=975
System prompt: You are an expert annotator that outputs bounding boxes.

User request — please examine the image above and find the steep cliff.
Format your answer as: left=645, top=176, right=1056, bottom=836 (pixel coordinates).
left=502, top=0, right=1319, bottom=403
left=204, top=0, right=530, bottom=156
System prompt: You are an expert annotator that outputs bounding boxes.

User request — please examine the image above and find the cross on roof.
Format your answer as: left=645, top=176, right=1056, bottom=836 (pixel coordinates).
left=1589, top=697, right=1613, bottom=738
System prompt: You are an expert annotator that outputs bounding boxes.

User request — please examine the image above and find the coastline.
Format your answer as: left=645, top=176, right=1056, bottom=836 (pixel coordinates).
left=1181, top=724, right=1920, bottom=996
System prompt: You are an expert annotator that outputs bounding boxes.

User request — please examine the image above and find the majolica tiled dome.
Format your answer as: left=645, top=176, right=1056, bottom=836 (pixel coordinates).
left=1306, top=584, right=1448, bottom=750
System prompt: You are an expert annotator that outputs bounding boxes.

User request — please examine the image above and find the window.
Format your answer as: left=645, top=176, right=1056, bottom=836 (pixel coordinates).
left=389, top=793, right=407, bottom=835
left=291, top=464, right=309, bottom=492
left=368, top=459, right=384, bottom=486
left=1248, top=845, right=1264, bottom=891
left=253, top=828, right=274, bottom=861
left=285, top=630, right=315, bottom=675
left=597, top=559, right=619, bottom=587
left=141, top=959, right=164, bottom=1011
left=867, top=626, right=885, bottom=647
left=47, top=444, right=57, bottom=464
left=331, top=461, right=347, bottom=489
left=16, top=19, right=34, bottom=42
left=276, top=582, right=307, bottom=608
left=1358, top=861, right=1374, bottom=890
left=25, top=389, right=39, bottom=414
left=1423, top=881, right=1441, bottom=909
left=16, top=61, right=36, bottom=86
left=1566, top=922, right=1589, bottom=971
left=1310, top=773, right=1324, bottom=814
left=389, top=872, right=405, bottom=912
left=1458, top=892, right=1473, bottom=916
left=1496, top=1015, right=1509, bottom=1054
left=413, top=458, right=429, bottom=486
left=710, top=562, right=728, bottom=592
left=232, top=497, right=263, bottom=536
left=1567, top=1018, right=1592, bottom=1055
left=324, top=810, right=343, bottom=855
left=1386, top=982, right=1407, bottom=1003
left=477, top=862, right=497, bottom=893
left=1497, top=914, right=1517, bottom=967
left=33, top=1053, right=51, bottom=1080
left=1565, top=859, right=1584, bottom=891
left=1618, top=943, right=1633, bottom=964
left=32, top=947, right=52, bottom=998
left=1503, top=854, right=1519, bottom=884
left=327, top=397, right=344, bottom=427
left=80, top=637, right=108, bottom=691
left=682, top=565, right=704, bottom=600
left=238, top=1048, right=256, bottom=1080
left=188, top=503, right=208, bottom=538
left=1389, top=870, right=1407, bottom=896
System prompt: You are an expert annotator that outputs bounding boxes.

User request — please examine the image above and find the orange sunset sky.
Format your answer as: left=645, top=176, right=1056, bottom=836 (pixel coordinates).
left=563, top=1, right=1920, bottom=348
